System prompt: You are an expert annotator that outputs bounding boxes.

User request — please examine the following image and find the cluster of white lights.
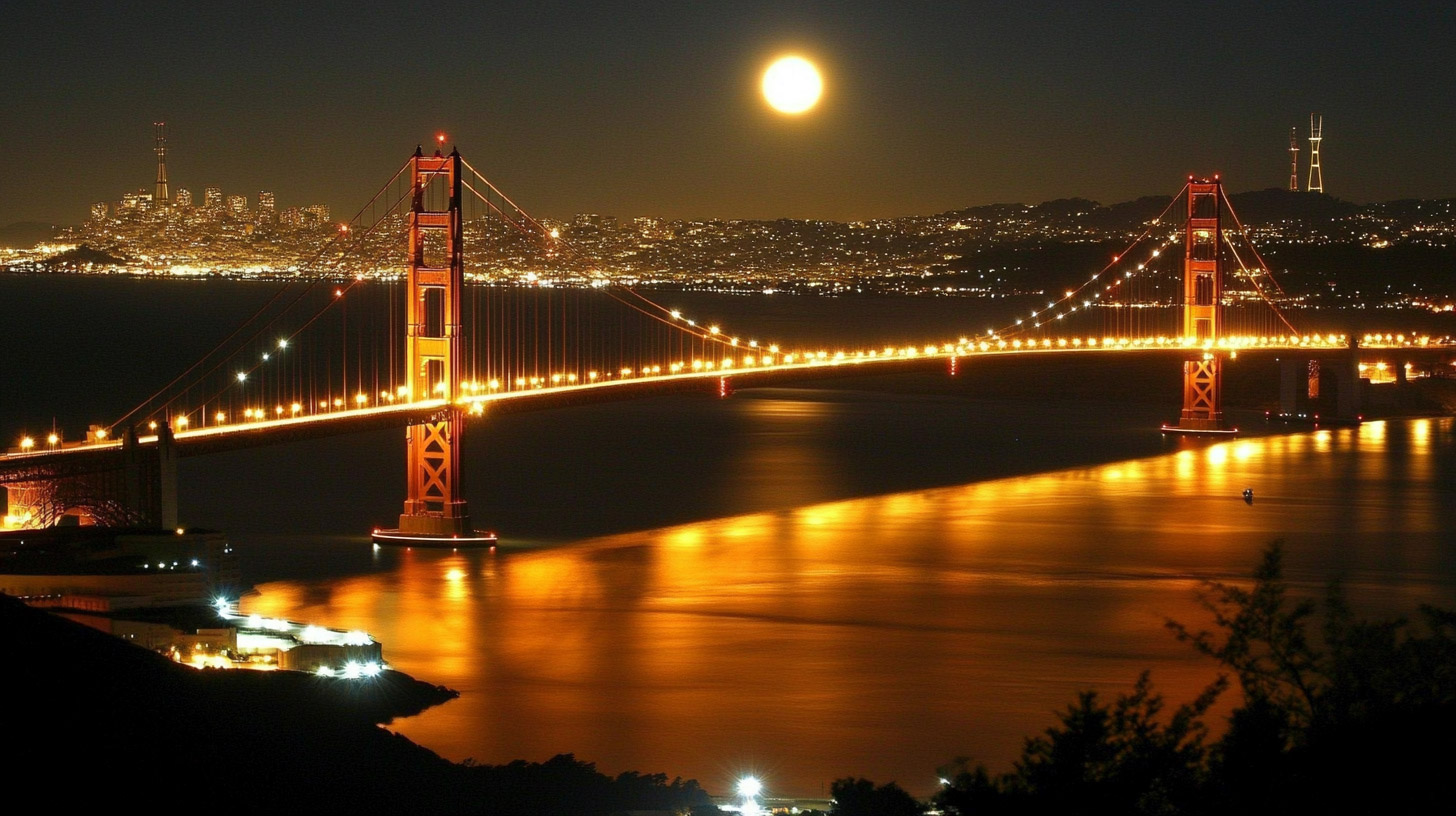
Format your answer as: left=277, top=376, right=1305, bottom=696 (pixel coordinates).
left=316, top=660, right=383, bottom=679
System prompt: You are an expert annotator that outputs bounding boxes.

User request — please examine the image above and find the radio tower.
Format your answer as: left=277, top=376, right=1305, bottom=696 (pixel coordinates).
left=153, top=121, right=170, bottom=204
left=1288, top=126, right=1300, bottom=191
left=1306, top=113, right=1323, bottom=193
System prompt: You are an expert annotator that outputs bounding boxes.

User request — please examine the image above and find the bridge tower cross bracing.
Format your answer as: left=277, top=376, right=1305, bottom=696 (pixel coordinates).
left=375, top=146, right=492, bottom=546
left=1168, top=177, right=1230, bottom=434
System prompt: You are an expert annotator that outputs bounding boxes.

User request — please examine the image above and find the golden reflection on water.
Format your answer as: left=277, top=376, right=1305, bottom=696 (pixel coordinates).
left=245, top=418, right=1454, bottom=798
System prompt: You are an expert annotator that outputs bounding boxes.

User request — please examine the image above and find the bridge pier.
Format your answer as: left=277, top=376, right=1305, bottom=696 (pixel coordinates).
left=1, top=423, right=178, bottom=529
left=1276, top=338, right=1364, bottom=422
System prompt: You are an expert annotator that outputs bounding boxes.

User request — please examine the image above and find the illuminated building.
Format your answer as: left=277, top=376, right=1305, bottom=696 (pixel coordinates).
left=90, top=202, right=108, bottom=221
left=257, top=190, right=275, bottom=212
left=303, top=204, right=330, bottom=223
left=203, top=186, right=223, bottom=210
left=227, top=194, right=248, bottom=215
left=573, top=213, right=617, bottom=231
left=119, top=190, right=153, bottom=211
left=174, top=188, right=193, bottom=207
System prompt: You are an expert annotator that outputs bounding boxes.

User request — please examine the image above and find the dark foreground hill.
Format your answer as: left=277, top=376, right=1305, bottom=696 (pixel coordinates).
left=1, top=593, right=709, bottom=814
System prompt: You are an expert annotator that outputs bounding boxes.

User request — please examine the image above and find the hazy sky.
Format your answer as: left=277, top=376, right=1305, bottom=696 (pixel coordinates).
left=4, top=1, right=1454, bottom=225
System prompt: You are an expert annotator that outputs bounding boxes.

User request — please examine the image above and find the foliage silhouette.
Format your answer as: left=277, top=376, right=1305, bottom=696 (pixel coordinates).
left=935, top=543, right=1456, bottom=815
left=829, top=776, right=926, bottom=816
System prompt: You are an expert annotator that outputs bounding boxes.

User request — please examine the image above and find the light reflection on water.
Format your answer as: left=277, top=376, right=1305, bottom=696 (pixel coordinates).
left=244, top=417, right=1456, bottom=797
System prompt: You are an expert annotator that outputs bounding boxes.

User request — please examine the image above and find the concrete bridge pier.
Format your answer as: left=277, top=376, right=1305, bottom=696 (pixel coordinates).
left=123, top=424, right=179, bottom=529
left=1277, top=338, right=1363, bottom=422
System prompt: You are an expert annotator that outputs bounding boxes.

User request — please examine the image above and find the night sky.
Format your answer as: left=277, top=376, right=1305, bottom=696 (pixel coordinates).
left=4, top=1, right=1454, bottom=226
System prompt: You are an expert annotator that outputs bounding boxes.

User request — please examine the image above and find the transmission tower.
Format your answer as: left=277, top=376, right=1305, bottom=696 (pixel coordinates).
left=153, top=122, right=170, bottom=204
left=1306, top=114, right=1323, bottom=193
left=1288, top=127, right=1300, bottom=192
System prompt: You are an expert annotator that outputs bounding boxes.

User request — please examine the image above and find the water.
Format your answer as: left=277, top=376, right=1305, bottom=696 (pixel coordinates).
left=6, top=276, right=1456, bottom=797
left=233, top=410, right=1456, bottom=798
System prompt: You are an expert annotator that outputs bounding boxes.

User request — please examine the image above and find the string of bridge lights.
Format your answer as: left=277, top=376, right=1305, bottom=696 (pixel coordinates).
left=987, top=233, right=1180, bottom=341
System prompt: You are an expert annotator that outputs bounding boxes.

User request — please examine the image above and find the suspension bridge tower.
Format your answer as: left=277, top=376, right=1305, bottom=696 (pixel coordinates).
left=1163, top=177, right=1236, bottom=436
left=373, top=146, right=495, bottom=547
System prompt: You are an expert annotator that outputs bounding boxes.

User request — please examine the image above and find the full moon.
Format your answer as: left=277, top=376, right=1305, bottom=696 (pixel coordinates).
left=762, top=56, right=822, bottom=114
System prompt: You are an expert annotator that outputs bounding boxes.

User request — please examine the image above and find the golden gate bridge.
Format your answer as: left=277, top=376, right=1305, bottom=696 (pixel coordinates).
left=3, top=145, right=1450, bottom=541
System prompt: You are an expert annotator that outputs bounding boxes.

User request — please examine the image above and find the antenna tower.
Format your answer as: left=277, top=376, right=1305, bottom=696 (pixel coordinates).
left=1288, top=127, right=1300, bottom=191
left=1306, top=114, right=1323, bottom=193
left=153, top=122, right=170, bottom=204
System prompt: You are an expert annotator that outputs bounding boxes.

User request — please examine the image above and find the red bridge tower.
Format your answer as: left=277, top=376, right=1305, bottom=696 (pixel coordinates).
left=373, top=146, right=495, bottom=546
left=1164, top=177, right=1236, bottom=436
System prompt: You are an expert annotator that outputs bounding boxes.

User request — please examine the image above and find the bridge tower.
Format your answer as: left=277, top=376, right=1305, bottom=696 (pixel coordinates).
left=373, top=146, right=494, bottom=546
left=1163, top=177, right=1236, bottom=435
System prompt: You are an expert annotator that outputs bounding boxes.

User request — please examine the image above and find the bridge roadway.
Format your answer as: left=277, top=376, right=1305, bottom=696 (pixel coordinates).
left=2, top=336, right=1448, bottom=483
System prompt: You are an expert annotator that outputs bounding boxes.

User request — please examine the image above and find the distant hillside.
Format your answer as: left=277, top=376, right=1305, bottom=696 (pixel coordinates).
left=0, top=221, right=62, bottom=248
left=1224, top=188, right=1360, bottom=223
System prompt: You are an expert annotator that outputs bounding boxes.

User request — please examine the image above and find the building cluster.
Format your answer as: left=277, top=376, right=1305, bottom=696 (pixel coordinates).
left=6, top=149, right=1455, bottom=309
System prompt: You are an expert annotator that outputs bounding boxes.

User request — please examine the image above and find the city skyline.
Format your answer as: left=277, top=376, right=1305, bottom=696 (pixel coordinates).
left=3, top=1, right=1455, bottom=227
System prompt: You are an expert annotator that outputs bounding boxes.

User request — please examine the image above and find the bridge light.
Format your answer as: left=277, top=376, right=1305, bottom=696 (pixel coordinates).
left=278, top=339, right=288, bottom=349
left=397, top=385, right=410, bottom=397
left=334, top=398, right=344, bottom=408
left=276, top=406, right=285, bottom=416
left=237, top=371, right=247, bottom=382
left=488, top=379, right=501, bottom=390
left=216, top=412, right=227, bottom=423
left=20, top=436, right=34, bottom=450
left=148, top=421, right=158, bottom=431
left=356, top=393, right=369, bottom=405
left=291, top=403, right=303, bottom=414
left=175, top=416, right=189, bottom=428
left=515, top=377, right=527, bottom=387
left=262, top=352, right=270, bottom=361
left=670, top=310, right=682, bottom=319
left=709, top=325, right=720, bottom=335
